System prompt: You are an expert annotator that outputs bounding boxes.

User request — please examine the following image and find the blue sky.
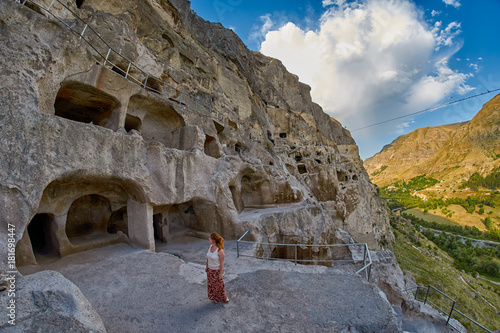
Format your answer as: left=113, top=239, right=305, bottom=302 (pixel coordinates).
left=190, top=0, right=500, bottom=160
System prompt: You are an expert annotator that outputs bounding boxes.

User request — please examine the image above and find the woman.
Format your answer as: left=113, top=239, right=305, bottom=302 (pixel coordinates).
left=205, top=232, right=229, bottom=304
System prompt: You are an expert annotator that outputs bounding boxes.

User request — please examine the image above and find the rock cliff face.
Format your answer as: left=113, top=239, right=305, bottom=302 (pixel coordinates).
left=0, top=0, right=392, bottom=270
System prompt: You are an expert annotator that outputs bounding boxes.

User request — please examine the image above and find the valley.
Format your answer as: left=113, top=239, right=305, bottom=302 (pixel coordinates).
left=364, top=93, right=500, bottom=329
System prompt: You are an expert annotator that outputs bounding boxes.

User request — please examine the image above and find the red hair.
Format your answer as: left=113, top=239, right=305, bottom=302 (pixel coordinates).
left=210, top=232, right=224, bottom=251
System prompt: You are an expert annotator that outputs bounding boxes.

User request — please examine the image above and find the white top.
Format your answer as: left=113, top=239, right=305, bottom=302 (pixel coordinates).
left=206, top=245, right=220, bottom=270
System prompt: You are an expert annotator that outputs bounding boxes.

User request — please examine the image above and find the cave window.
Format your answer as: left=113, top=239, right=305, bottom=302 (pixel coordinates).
left=125, top=114, right=142, bottom=132
left=127, top=95, right=184, bottom=148
left=54, top=83, right=118, bottom=127
left=269, top=161, right=274, bottom=166
left=352, top=175, right=358, bottom=181
left=184, top=206, right=196, bottom=214
left=76, top=0, right=84, bottom=8
left=295, top=155, right=302, bottom=162
left=297, top=164, right=307, bottom=174
left=111, top=66, right=126, bottom=77
left=143, top=78, right=163, bottom=95
left=204, top=135, right=220, bottom=158
left=235, top=143, right=242, bottom=153
left=28, top=214, right=57, bottom=257
left=279, top=133, right=287, bottom=138
left=337, top=171, right=348, bottom=182
left=228, top=120, right=238, bottom=130
left=315, top=159, right=322, bottom=164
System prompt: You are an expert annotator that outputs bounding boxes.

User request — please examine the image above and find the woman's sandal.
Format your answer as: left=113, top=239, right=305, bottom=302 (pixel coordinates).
left=212, top=300, right=218, bottom=304
left=224, top=298, right=229, bottom=303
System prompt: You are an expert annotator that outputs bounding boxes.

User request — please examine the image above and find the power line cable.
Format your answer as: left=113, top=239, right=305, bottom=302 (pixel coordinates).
left=351, top=88, right=500, bottom=132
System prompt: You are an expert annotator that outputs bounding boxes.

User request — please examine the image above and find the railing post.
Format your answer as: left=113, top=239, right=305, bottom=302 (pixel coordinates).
left=47, top=0, right=56, bottom=10
left=179, top=92, right=182, bottom=105
left=80, top=24, right=88, bottom=39
left=446, top=301, right=455, bottom=325
left=424, top=286, right=431, bottom=305
left=143, top=74, right=149, bottom=89
left=237, top=240, right=240, bottom=258
left=163, top=83, right=167, bottom=96
left=294, top=245, right=297, bottom=265
left=104, top=48, right=111, bottom=66
left=125, top=62, right=131, bottom=78
left=363, top=245, right=367, bottom=266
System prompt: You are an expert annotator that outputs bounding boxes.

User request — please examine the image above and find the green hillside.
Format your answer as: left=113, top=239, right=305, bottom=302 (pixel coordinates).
left=391, top=213, right=500, bottom=331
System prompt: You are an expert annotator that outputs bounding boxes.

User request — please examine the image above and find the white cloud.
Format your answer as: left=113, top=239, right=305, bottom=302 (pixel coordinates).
left=249, top=14, right=275, bottom=46
left=323, top=0, right=347, bottom=7
left=432, top=21, right=461, bottom=49
left=443, top=0, right=461, bottom=8
left=469, top=62, right=479, bottom=73
left=431, top=10, right=441, bottom=17
left=259, top=0, right=472, bottom=157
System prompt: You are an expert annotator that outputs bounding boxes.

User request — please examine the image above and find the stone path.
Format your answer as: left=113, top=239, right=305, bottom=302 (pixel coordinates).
left=19, top=236, right=401, bottom=332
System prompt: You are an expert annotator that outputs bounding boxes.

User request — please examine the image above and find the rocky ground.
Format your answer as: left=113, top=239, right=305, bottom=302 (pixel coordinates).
left=10, top=236, right=457, bottom=333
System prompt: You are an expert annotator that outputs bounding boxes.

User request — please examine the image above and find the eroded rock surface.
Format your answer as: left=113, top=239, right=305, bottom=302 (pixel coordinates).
left=0, top=0, right=392, bottom=271
left=0, top=270, right=106, bottom=332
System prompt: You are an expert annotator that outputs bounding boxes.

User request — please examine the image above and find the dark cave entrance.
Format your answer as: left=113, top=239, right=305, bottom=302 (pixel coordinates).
left=28, top=213, right=58, bottom=258
left=153, top=213, right=165, bottom=242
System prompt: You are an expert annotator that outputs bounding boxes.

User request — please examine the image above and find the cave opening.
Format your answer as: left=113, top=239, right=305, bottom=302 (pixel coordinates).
left=297, top=164, right=307, bottom=174
left=28, top=213, right=57, bottom=258
left=204, top=135, right=220, bottom=158
left=66, top=194, right=112, bottom=240
left=337, top=171, right=348, bottom=182
left=54, top=83, right=119, bottom=127
left=107, top=206, right=128, bottom=236
left=153, top=213, right=165, bottom=242
left=125, top=114, right=142, bottom=133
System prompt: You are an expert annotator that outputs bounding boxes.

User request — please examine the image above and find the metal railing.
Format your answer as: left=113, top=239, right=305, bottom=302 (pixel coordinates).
left=406, top=285, right=492, bottom=332
left=237, top=229, right=372, bottom=280
left=13, top=0, right=226, bottom=124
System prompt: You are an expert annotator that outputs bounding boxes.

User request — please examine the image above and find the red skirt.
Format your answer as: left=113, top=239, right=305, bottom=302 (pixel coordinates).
left=206, top=268, right=228, bottom=302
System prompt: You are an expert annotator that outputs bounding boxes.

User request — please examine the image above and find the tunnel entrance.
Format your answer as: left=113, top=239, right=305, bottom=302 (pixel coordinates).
left=28, top=213, right=58, bottom=258
left=153, top=213, right=166, bottom=242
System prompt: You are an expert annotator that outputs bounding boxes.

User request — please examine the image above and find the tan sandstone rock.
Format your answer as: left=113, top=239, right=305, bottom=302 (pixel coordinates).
left=0, top=0, right=393, bottom=273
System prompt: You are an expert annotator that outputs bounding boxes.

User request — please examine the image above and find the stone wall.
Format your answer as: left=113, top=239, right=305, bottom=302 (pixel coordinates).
left=0, top=0, right=393, bottom=270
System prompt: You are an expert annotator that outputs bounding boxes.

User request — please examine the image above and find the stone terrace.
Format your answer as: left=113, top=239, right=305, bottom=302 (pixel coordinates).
left=17, top=236, right=403, bottom=333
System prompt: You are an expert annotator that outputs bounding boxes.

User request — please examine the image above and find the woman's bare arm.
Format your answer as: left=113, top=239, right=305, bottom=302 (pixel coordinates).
left=218, top=249, right=225, bottom=276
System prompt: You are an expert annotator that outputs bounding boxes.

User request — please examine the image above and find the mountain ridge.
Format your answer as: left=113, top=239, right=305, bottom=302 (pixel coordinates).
left=365, top=93, right=500, bottom=189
